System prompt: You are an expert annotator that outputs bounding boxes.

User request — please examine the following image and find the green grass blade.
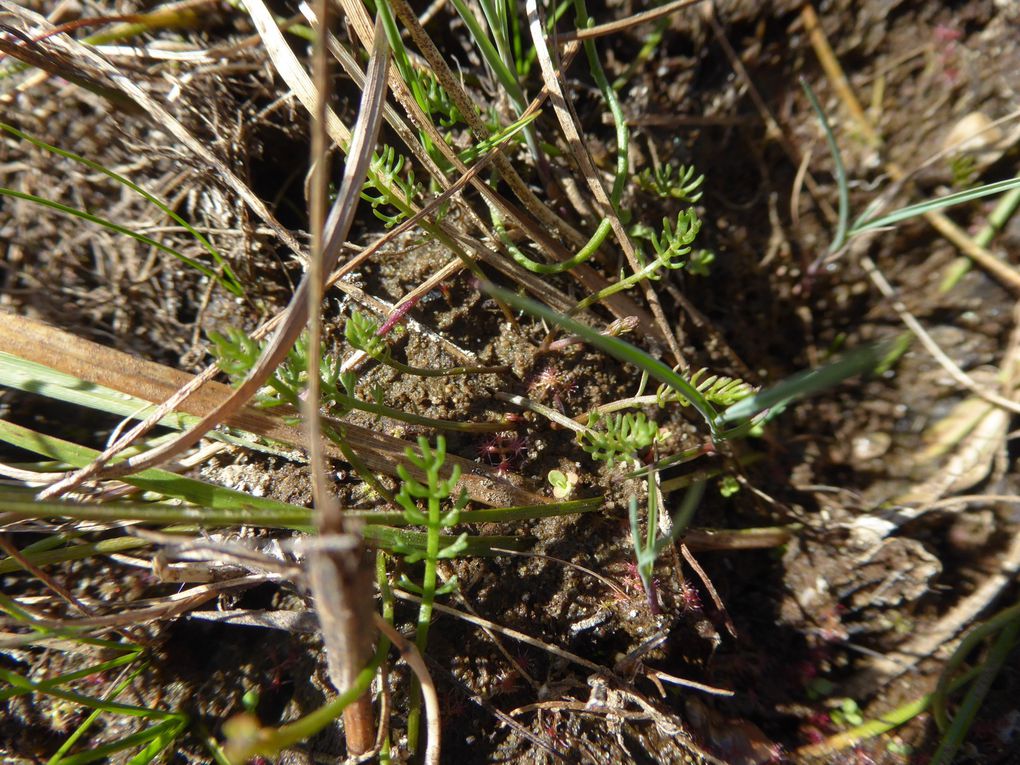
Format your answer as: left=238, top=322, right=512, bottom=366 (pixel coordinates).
left=0, top=651, right=143, bottom=703
left=0, top=352, right=200, bottom=431
left=0, top=187, right=235, bottom=294
left=448, top=0, right=527, bottom=106
left=124, top=718, right=189, bottom=765
left=0, top=667, right=179, bottom=719
left=852, top=176, right=1020, bottom=234
left=0, top=536, right=149, bottom=575
left=0, top=483, right=599, bottom=530
left=930, top=612, right=1020, bottom=765
left=51, top=718, right=186, bottom=765
left=457, top=108, right=541, bottom=163
left=0, top=419, right=316, bottom=525
left=0, top=121, right=244, bottom=297
left=365, top=525, right=530, bottom=556
left=800, top=78, right=849, bottom=252
left=483, top=284, right=719, bottom=429
left=718, top=340, right=893, bottom=425
left=48, top=659, right=152, bottom=765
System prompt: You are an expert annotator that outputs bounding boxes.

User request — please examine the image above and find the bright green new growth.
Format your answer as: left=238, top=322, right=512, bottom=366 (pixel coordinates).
left=574, top=208, right=704, bottom=313
left=208, top=326, right=353, bottom=413
left=642, top=208, right=703, bottom=272
left=361, top=144, right=424, bottom=227
left=657, top=368, right=756, bottom=409
left=0, top=592, right=187, bottom=764
left=629, top=471, right=707, bottom=613
left=635, top=161, right=705, bottom=203
left=580, top=410, right=660, bottom=467
left=344, top=308, right=389, bottom=363
left=393, top=435, right=469, bottom=750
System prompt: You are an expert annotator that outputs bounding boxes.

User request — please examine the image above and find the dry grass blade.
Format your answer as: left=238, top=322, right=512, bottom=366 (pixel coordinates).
left=0, top=2, right=305, bottom=257
left=557, top=0, right=705, bottom=42
left=0, top=314, right=547, bottom=507
left=328, top=0, right=657, bottom=330
left=375, top=614, right=441, bottom=765
left=303, top=7, right=388, bottom=756
left=1, top=575, right=273, bottom=635
left=0, top=4, right=327, bottom=497
left=0, top=23, right=142, bottom=113
left=524, top=0, right=682, bottom=362
left=387, top=0, right=587, bottom=248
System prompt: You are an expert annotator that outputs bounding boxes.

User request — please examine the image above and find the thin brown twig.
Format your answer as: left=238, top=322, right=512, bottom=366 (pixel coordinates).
left=680, top=542, right=736, bottom=638
left=374, top=614, right=441, bottom=765
left=526, top=0, right=683, bottom=364
left=392, top=587, right=733, bottom=695
left=556, top=0, right=705, bottom=42
left=0, top=535, right=97, bottom=619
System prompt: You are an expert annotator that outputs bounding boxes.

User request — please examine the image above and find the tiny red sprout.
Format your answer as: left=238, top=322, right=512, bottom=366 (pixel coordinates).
left=933, top=24, right=962, bottom=44
left=801, top=725, right=827, bottom=746
left=378, top=295, right=421, bottom=336
left=807, top=711, right=832, bottom=731
left=677, top=578, right=702, bottom=614
left=264, top=647, right=299, bottom=692
left=528, top=363, right=576, bottom=400
left=477, top=432, right=528, bottom=467
left=493, top=669, right=521, bottom=696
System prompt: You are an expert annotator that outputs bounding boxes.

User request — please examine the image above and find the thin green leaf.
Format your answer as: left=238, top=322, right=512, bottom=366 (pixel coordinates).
left=800, top=78, right=849, bottom=253
left=0, top=121, right=244, bottom=297
left=852, top=176, right=1020, bottom=234
left=0, top=536, right=148, bottom=575
left=719, top=340, right=892, bottom=425
left=365, top=526, right=530, bottom=556
left=483, top=284, right=720, bottom=429
left=52, top=718, right=186, bottom=765
left=0, top=187, right=240, bottom=296
left=0, top=652, right=143, bottom=703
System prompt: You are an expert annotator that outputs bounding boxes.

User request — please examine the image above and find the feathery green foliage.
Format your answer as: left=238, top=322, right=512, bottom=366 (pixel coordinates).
left=580, top=410, right=660, bottom=467
left=393, top=435, right=469, bottom=750
left=635, top=161, right=705, bottom=203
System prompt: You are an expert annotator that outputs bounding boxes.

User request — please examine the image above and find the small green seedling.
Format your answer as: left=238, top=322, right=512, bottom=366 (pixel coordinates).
left=635, top=160, right=705, bottom=203
left=579, top=410, right=660, bottom=468
left=547, top=468, right=578, bottom=499
left=392, top=435, right=468, bottom=750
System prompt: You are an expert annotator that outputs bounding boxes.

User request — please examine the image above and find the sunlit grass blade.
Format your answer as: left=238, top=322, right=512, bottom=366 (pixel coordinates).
left=0, top=666, right=179, bottom=718
left=457, top=108, right=541, bottom=163
left=801, top=78, right=849, bottom=253
left=0, top=121, right=244, bottom=297
left=0, top=187, right=239, bottom=295
left=852, top=176, right=1020, bottom=234
left=365, top=526, right=530, bottom=556
left=0, top=536, right=149, bottom=575
left=0, top=351, right=200, bottom=432
left=54, top=717, right=187, bottom=765
left=0, top=652, right=143, bottom=703
left=0, top=422, right=601, bottom=529
left=718, top=339, right=898, bottom=425
left=0, top=419, right=317, bottom=525
left=483, top=283, right=719, bottom=429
